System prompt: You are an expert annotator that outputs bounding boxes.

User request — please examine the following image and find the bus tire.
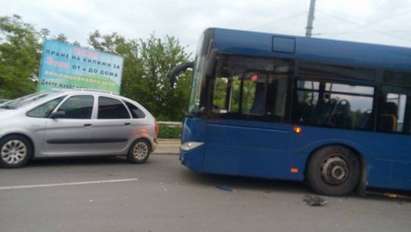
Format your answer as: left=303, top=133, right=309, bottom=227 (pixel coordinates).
left=307, top=146, right=360, bottom=196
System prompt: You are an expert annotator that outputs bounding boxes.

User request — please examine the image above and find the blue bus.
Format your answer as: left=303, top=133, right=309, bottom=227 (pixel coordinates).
left=171, top=28, right=411, bottom=196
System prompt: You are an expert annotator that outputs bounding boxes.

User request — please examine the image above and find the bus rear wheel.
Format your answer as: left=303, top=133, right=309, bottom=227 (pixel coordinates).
left=307, top=146, right=360, bottom=196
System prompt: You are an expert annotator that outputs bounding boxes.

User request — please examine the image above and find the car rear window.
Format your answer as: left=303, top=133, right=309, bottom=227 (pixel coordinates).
left=125, top=101, right=146, bottom=118
left=98, top=97, right=130, bottom=119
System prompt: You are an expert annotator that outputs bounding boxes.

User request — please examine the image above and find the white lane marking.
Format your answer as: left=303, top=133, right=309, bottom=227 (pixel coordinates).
left=0, top=178, right=138, bottom=191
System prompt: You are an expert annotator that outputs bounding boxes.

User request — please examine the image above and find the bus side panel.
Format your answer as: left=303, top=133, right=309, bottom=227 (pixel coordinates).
left=290, top=126, right=411, bottom=191
left=289, top=127, right=375, bottom=182
left=366, top=132, right=411, bottom=190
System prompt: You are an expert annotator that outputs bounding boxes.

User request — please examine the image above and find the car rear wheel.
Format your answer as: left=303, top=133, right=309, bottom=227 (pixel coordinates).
left=0, top=135, right=33, bottom=168
left=127, top=139, right=151, bottom=164
left=307, top=146, right=360, bottom=196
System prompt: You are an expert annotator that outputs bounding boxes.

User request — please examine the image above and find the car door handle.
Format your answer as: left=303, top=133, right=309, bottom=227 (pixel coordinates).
left=124, top=122, right=131, bottom=126
left=84, top=123, right=92, bottom=127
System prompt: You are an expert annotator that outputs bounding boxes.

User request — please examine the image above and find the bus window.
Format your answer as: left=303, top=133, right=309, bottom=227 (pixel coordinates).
left=270, top=74, right=288, bottom=119
left=378, top=89, right=410, bottom=133
left=295, top=80, right=374, bottom=130
left=212, top=76, right=240, bottom=114
left=242, top=73, right=266, bottom=116
left=378, top=72, right=411, bottom=134
left=383, top=71, right=411, bottom=87
left=211, top=56, right=291, bottom=121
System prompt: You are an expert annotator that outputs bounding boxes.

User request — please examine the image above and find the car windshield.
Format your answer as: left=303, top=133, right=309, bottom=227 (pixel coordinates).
left=0, top=92, right=51, bottom=109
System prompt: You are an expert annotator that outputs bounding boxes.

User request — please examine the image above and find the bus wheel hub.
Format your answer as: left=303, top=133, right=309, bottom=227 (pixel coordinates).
left=321, top=156, right=349, bottom=185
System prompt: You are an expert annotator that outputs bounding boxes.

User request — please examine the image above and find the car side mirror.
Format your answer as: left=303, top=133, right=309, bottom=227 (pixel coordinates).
left=50, top=111, right=66, bottom=119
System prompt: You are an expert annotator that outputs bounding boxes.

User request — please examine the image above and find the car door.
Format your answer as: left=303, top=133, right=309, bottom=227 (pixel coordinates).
left=44, top=94, right=95, bottom=156
left=87, top=96, right=133, bottom=155
left=24, top=95, right=67, bottom=157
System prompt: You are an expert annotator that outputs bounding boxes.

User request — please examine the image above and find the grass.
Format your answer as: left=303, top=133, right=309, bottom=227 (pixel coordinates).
left=158, top=124, right=181, bottom=139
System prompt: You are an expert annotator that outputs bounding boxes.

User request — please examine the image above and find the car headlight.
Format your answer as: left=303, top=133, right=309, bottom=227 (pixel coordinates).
left=180, top=142, right=204, bottom=151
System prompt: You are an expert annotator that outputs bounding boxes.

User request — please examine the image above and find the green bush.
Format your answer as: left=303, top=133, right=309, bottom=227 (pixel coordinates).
left=158, top=125, right=181, bottom=139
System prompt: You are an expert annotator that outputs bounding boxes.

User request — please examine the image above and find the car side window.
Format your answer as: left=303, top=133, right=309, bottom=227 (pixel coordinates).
left=57, top=95, right=94, bottom=119
left=98, top=97, right=130, bottom=119
left=27, top=96, right=65, bottom=118
left=125, top=101, right=145, bottom=118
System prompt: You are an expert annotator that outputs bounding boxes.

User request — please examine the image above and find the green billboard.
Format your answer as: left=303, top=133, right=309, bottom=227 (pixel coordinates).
left=39, top=40, right=124, bottom=94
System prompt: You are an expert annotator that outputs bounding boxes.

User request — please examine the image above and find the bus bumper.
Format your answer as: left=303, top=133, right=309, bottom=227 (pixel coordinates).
left=180, top=142, right=205, bottom=172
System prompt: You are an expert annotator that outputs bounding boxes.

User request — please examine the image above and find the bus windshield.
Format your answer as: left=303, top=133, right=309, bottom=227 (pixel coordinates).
left=188, top=56, right=205, bottom=114
left=199, top=55, right=292, bottom=120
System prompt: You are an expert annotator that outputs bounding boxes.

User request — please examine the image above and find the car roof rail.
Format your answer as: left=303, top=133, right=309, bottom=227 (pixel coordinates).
left=77, top=88, right=115, bottom=95
left=38, top=88, right=118, bottom=95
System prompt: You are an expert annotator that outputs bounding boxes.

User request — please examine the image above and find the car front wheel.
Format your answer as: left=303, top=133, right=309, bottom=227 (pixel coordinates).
left=0, top=135, right=33, bottom=168
left=127, top=139, right=151, bottom=164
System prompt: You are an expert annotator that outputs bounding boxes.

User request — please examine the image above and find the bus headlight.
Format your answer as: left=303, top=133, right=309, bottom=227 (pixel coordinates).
left=180, top=142, right=204, bottom=151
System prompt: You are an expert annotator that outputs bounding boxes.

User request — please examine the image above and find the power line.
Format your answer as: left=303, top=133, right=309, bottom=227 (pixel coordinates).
left=354, top=7, right=411, bottom=29
left=316, top=10, right=411, bottom=44
left=317, top=6, right=411, bottom=32
left=250, top=11, right=307, bottom=32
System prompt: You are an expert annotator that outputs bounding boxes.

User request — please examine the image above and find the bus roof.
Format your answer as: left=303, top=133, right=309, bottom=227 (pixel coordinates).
left=209, top=28, right=411, bottom=72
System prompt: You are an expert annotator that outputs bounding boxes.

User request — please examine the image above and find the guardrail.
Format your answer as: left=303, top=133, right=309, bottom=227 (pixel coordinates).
left=157, top=121, right=182, bottom=128
left=157, top=121, right=182, bottom=138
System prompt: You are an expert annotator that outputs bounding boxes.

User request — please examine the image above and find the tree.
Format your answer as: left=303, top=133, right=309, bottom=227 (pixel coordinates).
left=137, top=35, right=192, bottom=120
left=88, top=31, right=192, bottom=120
left=0, top=15, right=193, bottom=121
left=0, top=15, right=39, bottom=98
left=55, top=33, right=67, bottom=42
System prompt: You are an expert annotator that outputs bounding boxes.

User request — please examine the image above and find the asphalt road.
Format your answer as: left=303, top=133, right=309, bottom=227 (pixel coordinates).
left=0, top=154, right=410, bottom=232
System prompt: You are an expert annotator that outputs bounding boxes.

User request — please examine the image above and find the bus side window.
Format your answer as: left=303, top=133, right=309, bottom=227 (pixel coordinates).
left=264, top=73, right=289, bottom=120
left=294, top=80, right=374, bottom=130
left=378, top=92, right=407, bottom=133
left=294, top=80, right=320, bottom=124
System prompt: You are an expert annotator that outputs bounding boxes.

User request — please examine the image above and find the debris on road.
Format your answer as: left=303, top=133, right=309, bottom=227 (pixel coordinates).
left=159, top=182, right=168, bottom=192
left=216, top=185, right=233, bottom=192
left=303, top=195, right=327, bottom=207
left=367, top=191, right=411, bottom=201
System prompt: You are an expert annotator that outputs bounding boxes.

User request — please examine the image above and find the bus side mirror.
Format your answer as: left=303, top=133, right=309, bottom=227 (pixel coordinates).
left=167, top=62, right=194, bottom=85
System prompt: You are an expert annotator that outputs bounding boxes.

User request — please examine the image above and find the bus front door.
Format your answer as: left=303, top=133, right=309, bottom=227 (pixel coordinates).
left=203, top=119, right=293, bottom=179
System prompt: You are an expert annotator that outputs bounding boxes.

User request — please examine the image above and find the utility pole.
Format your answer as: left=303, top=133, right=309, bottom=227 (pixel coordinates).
left=305, top=0, right=317, bottom=37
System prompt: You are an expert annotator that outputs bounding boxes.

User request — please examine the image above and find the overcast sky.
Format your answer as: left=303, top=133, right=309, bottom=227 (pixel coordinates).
left=2, top=0, right=411, bottom=53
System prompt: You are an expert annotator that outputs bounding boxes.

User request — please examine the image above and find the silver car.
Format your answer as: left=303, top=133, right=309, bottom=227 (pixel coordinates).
left=0, top=90, right=158, bottom=168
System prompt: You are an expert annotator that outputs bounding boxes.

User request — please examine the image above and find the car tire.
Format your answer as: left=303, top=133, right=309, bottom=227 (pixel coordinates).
left=0, top=135, right=33, bottom=168
left=307, top=146, right=360, bottom=196
left=127, top=139, right=151, bottom=164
